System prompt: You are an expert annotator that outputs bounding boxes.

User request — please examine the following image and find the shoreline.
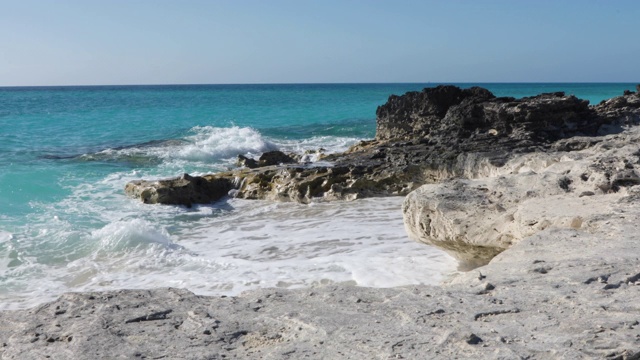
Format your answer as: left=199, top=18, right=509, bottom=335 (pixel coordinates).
left=0, top=196, right=457, bottom=312
left=3, top=86, right=640, bottom=358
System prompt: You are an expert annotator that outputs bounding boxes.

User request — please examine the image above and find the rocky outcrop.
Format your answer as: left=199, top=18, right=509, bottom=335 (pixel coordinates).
left=124, top=173, right=235, bottom=207
left=125, top=86, right=640, bottom=206
left=403, top=124, right=640, bottom=268
left=257, top=150, right=297, bottom=166
left=375, top=85, right=640, bottom=143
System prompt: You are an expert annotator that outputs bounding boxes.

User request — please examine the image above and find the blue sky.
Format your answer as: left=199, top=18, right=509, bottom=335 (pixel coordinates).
left=1, top=0, right=638, bottom=86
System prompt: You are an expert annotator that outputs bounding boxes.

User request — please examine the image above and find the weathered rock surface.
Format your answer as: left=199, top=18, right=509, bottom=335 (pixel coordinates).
left=124, top=173, right=235, bottom=207
left=404, top=126, right=640, bottom=268
left=258, top=150, right=297, bottom=167
left=125, top=85, right=640, bottom=206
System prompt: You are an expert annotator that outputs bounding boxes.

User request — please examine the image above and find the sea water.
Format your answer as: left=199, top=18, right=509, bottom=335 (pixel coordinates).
left=0, top=83, right=636, bottom=310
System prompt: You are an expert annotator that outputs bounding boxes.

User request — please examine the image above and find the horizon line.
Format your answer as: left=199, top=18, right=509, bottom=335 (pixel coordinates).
left=1, top=81, right=639, bottom=89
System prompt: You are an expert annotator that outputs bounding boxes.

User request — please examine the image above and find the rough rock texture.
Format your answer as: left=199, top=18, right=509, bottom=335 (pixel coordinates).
left=258, top=150, right=297, bottom=167
left=124, top=173, right=235, bottom=207
left=404, top=126, right=640, bottom=269
left=125, top=85, right=640, bottom=206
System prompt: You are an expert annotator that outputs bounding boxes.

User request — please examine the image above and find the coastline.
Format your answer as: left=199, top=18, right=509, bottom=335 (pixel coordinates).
left=3, top=85, right=640, bottom=358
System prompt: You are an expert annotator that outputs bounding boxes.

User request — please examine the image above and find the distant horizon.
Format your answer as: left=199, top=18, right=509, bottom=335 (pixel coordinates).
left=2, top=81, right=639, bottom=89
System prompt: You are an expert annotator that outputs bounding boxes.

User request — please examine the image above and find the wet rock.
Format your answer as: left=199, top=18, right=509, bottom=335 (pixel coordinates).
left=126, top=86, right=640, bottom=206
left=237, top=154, right=259, bottom=169
left=258, top=151, right=297, bottom=167
left=124, top=173, right=235, bottom=207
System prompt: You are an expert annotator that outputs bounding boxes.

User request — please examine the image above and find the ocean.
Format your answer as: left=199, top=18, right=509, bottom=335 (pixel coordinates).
left=0, top=83, right=636, bottom=310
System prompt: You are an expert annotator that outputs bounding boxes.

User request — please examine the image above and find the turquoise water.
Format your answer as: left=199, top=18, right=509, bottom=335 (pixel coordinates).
left=0, top=83, right=636, bottom=309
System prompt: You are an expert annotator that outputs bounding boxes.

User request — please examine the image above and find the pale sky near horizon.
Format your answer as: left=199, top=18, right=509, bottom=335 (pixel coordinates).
left=1, top=0, right=639, bottom=86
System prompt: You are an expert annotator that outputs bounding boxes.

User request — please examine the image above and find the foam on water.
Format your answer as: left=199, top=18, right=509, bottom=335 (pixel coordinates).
left=0, top=191, right=457, bottom=309
left=75, top=126, right=360, bottom=174
left=176, top=126, right=278, bottom=162
left=0, top=124, right=457, bottom=310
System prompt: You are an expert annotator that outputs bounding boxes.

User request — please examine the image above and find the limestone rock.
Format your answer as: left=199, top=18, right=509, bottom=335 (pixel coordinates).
left=126, top=86, right=640, bottom=206
left=237, top=154, right=259, bottom=168
left=3, top=206, right=640, bottom=360
left=258, top=150, right=297, bottom=166
left=124, top=173, right=235, bottom=207
left=403, top=126, right=640, bottom=268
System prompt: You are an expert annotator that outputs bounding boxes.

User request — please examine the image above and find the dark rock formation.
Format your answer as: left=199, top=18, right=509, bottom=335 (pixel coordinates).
left=375, top=85, right=631, bottom=143
left=125, top=173, right=234, bottom=207
left=237, top=154, right=258, bottom=169
left=258, top=150, right=297, bottom=166
left=125, top=85, right=640, bottom=205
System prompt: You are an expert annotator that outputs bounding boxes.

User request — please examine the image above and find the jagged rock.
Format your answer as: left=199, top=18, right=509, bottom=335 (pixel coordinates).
left=403, top=126, right=640, bottom=268
left=124, top=173, right=235, bottom=207
left=126, top=85, right=640, bottom=206
left=237, top=154, right=259, bottom=169
left=375, top=85, right=607, bottom=142
left=375, top=85, right=496, bottom=141
left=258, top=150, right=297, bottom=166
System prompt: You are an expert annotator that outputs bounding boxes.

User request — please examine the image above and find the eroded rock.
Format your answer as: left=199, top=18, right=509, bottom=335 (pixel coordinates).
left=125, top=85, right=640, bottom=208
left=124, top=173, right=235, bottom=207
left=403, top=126, right=640, bottom=268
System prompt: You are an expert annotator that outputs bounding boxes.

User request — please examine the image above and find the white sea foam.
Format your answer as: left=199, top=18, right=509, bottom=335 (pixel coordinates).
left=274, top=135, right=362, bottom=157
left=176, top=126, right=278, bottom=161
left=91, top=219, right=181, bottom=253
left=0, top=195, right=457, bottom=310
left=84, top=126, right=360, bottom=173
left=0, top=126, right=456, bottom=311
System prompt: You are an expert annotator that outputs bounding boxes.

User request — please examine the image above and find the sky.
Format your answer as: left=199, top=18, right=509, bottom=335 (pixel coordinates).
left=1, top=0, right=639, bottom=86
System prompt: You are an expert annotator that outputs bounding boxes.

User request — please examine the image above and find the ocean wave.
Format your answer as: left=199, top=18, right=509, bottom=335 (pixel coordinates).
left=176, top=126, right=278, bottom=161
left=64, top=125, right=363, bottom=172
left=91, top=219, right=182, bottom=255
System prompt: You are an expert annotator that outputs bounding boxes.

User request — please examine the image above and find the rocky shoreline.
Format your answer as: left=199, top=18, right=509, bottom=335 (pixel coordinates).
left=2, top=86, right=640, bottom=359
left=125, top=85, right=640, bottom=207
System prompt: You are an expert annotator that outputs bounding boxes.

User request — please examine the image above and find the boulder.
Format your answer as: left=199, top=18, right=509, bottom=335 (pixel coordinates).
left=236, top=154, right=259, bottom=169
left=258, top=150, right=297, bottom=166
left=124, top=173, right=235, bottom=207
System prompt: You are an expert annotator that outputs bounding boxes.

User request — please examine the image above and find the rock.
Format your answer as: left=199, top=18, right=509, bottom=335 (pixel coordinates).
left=375, top=85, right=597, bottom=142
left=237, top=154, right=259, bottom=169
left=375, top=85, right=496, bottom=141
left=124, top=173, right=235, bottom=207
left=258, top=150, right=297, bottom=167
left=403, top=126, right=640, bottom=268
left=465, top=333, right=483, bottom=345
left=126, top=86, right=640, bottom=206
